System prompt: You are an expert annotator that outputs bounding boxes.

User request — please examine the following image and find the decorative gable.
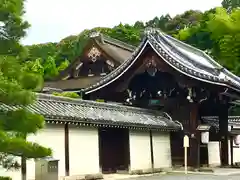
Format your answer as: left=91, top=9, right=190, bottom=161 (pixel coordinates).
left=87, top=47, right=101, bottom=62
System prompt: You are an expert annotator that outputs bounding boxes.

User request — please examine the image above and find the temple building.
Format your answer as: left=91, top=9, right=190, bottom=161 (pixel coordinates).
left=80, top=28, right=240, bottom=168
left=44, top=32, right=135, bottom=92
left=2, top=28, right=240, bottom=180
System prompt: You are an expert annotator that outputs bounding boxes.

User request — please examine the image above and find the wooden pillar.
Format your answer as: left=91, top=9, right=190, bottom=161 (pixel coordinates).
left=149, top=130, right=154, bottom=170
left=188, top=103, right=199, bottom=167
left=230, top=135, right=234, bottom=166
left=21, top=134, right=27, bottom=180
left=218, top=103, right=229, bottom=166
left=65, top=124, right=70, bottom=176
left=21, top=157, right=26, bottom=180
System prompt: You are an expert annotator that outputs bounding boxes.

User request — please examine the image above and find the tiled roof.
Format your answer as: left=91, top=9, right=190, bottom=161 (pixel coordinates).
left=202, top=116, right=240, bottom=130
left=44, top=33, right=135, bottom=91
left=0, top=93, right=181, bottom=131
left=83, top=28, right=240, bottom=94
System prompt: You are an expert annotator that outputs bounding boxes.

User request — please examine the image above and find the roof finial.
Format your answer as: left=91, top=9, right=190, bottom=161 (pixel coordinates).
left=144, top=27, right=160, bottom=35
left=89, top=30, right=100, bottom=38
left=144, top=27, right=155, bottom=35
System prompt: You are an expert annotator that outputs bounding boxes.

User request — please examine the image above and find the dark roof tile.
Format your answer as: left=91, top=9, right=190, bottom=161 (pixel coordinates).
left=0, top=93, right=181, bottom=131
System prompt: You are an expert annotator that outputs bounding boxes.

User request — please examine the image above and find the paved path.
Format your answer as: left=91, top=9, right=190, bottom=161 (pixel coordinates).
left=104, top=168, right=240, bottom=180
left=126, top=174, right=240, bottom=180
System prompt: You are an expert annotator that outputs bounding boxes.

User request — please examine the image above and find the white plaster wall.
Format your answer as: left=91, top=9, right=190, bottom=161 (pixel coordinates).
left=0, top=124, right=65, bottom=180
left=129, top=130, right=151, bottom=171
left=228, top=139, right=240, bottom=164
left=152, top=132, right=171, bottom=168
left=69, top=126, right=100, bottom=175
left=0, top=157, right=21, bottom=180
left=27, top=124, right=65, bottom=179
left=233, top=146, right=240, bottom=164
left=208, top=141, right=221, bottom=167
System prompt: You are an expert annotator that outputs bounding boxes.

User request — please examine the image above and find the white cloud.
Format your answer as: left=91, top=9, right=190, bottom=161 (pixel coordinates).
left=22, top=0, right=222, bottom=45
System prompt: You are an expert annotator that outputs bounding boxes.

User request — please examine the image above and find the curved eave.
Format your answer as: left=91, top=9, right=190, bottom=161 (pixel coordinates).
left=150, top=32, right=240, bottom=93
left=148, top=40, right=240, bottom=93
left=83, top=32, right=240, bottom=95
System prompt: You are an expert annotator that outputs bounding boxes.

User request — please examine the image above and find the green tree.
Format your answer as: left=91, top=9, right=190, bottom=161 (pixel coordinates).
left=26, top=43, right=57, bottom=63
left=43, top=56, right=59, bottom=80
left=222, top=0, right=240, bottom=12
left=175, top=9, right=216, bottom=51
left=207, top=7, right=240, bottom=74
left=166, top=10, right=204, bottom=35
left=0, top=0, right=51, bottom=172
left=0, top=0, right=30, bottom=57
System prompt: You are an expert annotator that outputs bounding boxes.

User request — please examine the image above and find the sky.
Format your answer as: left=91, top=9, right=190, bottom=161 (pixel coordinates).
left=22, top=0, right=222, bottom=45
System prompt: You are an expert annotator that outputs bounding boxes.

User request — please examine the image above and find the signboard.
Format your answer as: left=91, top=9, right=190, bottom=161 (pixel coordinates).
left=183, top=135, right=189, bottom=148
left=201, top=131, right=209, bottom=144
left=234, top=135, right=240, bottom=145
left=149, top=99, right=161, bottom=106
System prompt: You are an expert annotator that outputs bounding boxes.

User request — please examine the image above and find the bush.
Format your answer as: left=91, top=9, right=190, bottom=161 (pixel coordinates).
left=0, top=177, right=12, bottom=180
left=52, top=92, right=80, bottom=98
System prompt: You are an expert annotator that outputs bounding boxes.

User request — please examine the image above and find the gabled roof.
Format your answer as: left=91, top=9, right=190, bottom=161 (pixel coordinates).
left=44, top=33, right=136, bottom=91
left=0, top=93, right=181, bottom=131
left=83, top=28, right=240, bottom=94
left=91, top=33, right=136, bottom=63
left=57, top=33, right=135, bottom=80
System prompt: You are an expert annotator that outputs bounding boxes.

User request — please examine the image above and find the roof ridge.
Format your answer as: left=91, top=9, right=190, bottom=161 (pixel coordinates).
left=101, top=34, right=136, bottom=51
left=36, top=93, right=164, bottom=115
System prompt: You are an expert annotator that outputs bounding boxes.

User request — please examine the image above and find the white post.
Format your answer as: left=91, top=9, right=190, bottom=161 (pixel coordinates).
left=184, top=146, right=188, bottom=174
left=183, top=135, right=189, bottom=175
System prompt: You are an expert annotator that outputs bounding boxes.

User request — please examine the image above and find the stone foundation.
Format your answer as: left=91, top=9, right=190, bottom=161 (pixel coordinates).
left=129, top=168, right=172, bottom=175
left=62, top=173, right=103, bottom=180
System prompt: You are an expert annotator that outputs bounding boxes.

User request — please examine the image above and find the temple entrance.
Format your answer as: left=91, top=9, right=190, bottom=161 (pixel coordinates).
left=200, top=144, right=209, bottom=166
left=170, top=131, right=184, bottom=166
left=98, top=127, right=130, bottom=173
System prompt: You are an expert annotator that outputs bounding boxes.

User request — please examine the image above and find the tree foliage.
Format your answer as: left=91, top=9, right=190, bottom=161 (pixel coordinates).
left=25, top=4, right=240, bottom=78
left=52, top=91, right=80, bottom=98
left=222, top=0, right=240, bottom=12
left=0, top=0, right=51, bottom=170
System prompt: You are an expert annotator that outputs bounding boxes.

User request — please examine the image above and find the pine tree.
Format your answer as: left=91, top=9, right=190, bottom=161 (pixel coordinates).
left=0, top=0, right=51, bottom=171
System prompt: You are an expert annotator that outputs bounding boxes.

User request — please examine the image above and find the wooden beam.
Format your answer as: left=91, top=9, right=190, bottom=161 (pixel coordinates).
left=64, top=124, right=70, bottom=176
left=149, top=130, right=154, bottom=170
